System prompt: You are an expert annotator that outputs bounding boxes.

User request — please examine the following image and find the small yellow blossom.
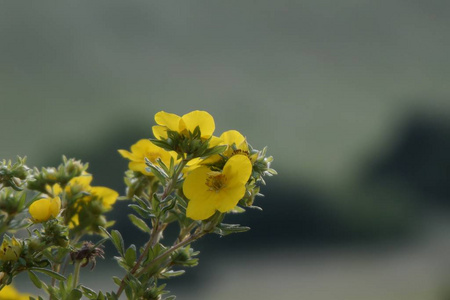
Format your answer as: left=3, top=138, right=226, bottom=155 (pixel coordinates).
left=66, top=175, right=118, bottom=208
left=0, top=237, right=22, bottom=261
left=0, top=284, right=32, bottom=300
left=29, top=197, right=61, bottom=222
left=201, top=130, right=250, bottom=165
left=118, top=139, right=175, bottom=176
left=152, top=110, right=215, bottom=140
left=183, top=155, right=252, bottom=220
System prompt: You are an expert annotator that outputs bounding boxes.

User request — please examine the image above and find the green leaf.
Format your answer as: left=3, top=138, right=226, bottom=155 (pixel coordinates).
left=30, top=267, right=66, bottom=281
left=99, top=226, right=112, bottom=240
left=125, top=285, right=133, bottom=300
left=150, top=139, right=173, bottom=151
left=28, top=271, right=42, bottom=289
left=128, top=214, right=151, bottom=233
left=202, top=145, right=227, bottom=157
left=81, top=286, right=97, bottom=299
left=112, top=276, right=122, bottom=287
left=67, top=288, right=83, bottom=300
left=125, top=244, right=137, bottom=267
left=129, top=204, right=154, bottom=219
left=161, top=270, right=185, bottom=278
left=214, top=223, right=251, bottom=236
left=111, top=230, right=125, bottom=256
left=165, top=296, right=177, bottom=300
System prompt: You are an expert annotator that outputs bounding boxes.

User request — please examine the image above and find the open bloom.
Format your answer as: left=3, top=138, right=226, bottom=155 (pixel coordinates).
left=152, top=110, right=215, bottom=140
left=29, top=196, right=61, bottom=222
left=66, top=174, right=118, bottom=209
left=183, top=155, right=252, bottom=220
left=118, top=139, right=175, bottom=176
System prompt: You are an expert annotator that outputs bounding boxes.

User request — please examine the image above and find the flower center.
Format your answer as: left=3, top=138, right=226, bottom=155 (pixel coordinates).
left=232, top=149, right=250, bottom=157
left=146, top=152, right=160, bottom=163
left=205, top=171, right=227, bottom=191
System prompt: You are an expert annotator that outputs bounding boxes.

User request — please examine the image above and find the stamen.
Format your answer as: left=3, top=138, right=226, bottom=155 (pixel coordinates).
left=205, top=171, right=227, bottom=191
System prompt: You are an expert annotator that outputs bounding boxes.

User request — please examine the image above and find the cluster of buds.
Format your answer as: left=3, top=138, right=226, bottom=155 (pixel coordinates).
left=0, top=157, right=30, bottom=191
left=27, top=156, right=88, bottom=194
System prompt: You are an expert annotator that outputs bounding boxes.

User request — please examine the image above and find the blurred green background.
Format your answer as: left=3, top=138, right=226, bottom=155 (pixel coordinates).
left=2, top=1, right=450, bottom=299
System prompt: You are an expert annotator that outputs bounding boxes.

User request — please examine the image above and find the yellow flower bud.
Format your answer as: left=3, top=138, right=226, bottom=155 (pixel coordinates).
left=29, top=196, right=61, bottom=222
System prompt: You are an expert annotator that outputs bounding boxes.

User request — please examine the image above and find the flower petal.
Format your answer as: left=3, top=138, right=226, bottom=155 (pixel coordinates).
left=183, top=166, right=212, bottom=201
left=154, top=111, right=181, bottom=131
left=181, top=111, right=215, bottom=138
left=118, top=149, right=136, bottom=160
left=152, top=125, right=168, bottom=139
left=221, top=130, right=246, bottom=148
left=91, top=186, right=118, bottom=209
left=215, top=184, right=246, bottom=213
left=223, top=155, right=252, bottom=186
left=129, top=161, right=151, bottom=175
left=50, top=197, right=61, bottom=218
left=29, top=198, right=51, bottom=222
left=69, top=175, right=93, bottom=189
left=186, top=198, right=217, bottom=220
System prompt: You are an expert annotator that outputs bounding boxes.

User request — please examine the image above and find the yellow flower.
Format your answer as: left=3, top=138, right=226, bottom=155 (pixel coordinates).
left=201, top=130, right=249, bottom=165
left=29, top=196, right=61, bottom=222
left=0, top=237, right=22, bottom=261
left=66, top=174, right=118, bottom=209
left=118, top=139, right=176, bottom=176
left=0, top=285, right=31, bottom=300
left=152, top=110, right=215, bottom=140
left=183, top=155, right=252, bottom=220
left=64, top=174, right=118, bottom=228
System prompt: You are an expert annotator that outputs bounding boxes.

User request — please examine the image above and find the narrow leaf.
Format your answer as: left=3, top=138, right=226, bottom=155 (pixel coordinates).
left=30, top=267, right=66, bottom=281
left=28, top=271, right=42, bottom=289
left=128, top=214, right=151, bottom=233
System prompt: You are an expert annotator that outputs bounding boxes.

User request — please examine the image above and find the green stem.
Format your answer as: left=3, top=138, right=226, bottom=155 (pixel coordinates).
left=72, top=260, right=81, bottom=289
left=135, top=231, right=205, bottom=278
left=115, top=160, right=189, bottom=298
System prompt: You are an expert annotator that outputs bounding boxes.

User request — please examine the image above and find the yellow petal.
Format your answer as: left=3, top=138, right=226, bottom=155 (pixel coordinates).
left=118, top=149, right=135, bottom=160
left=223, top=155, right=252, bottom=186
left=0, top=285, right=32, bottom=300
left=186, top=198, right=217, bottom=220
left=52, top=184, right=62, bottom=196
left=215, top=184, right=247, bottom=213
left=129, top=161, right=152, bottom=175
left=91, top=187, right=118, bottom=209
left=29, top=198, right=52, bottom=222
left=154, top=111, right=181, bottom=131
left=130, top=139, right=152, bottom=158
left=184, top=166, right=224, bottom=220
left=209, top=135, right=223, bottom=147
left=152, top=125, right=168, bottom=139
left=69, top=214, right=80, bottom=228
left=181, top=111, right=215, bottom=138
left=183, top=166, right=212, bottom=202
left=68, top=175, right=93, bottom=189
left=50, top=197, right=61, bottom=218
left=220, top=130, right=246, bottom=148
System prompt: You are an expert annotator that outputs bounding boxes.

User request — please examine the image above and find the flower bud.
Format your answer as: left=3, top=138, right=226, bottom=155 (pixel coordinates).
left=0, top=236, right=22, bottom=261
left=29, top=196, right=61, bottom=222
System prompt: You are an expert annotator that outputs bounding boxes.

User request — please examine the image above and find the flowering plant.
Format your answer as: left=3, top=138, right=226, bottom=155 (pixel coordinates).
left=0, top=110, right=276, bottom=299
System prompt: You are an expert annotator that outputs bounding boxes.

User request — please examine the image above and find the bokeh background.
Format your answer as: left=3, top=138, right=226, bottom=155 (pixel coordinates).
left=2, top=1, right=450, bottom=299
